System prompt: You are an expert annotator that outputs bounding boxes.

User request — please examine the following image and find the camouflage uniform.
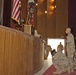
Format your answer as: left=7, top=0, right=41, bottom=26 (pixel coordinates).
left=53, top=50, right=70, bottom=74
left=66, top=33, right=75, bottom=71
left=73, top=51, right=76, bottom=69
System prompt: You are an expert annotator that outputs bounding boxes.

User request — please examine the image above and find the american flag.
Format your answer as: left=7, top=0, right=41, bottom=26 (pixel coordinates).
left=11, top=0, right=21, bottom=28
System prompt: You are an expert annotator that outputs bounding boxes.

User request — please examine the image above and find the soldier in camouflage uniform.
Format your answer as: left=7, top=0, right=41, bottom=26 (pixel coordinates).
left=65, top=28, right=75, bottom=72
left=52, top=43, right=70, bottom=74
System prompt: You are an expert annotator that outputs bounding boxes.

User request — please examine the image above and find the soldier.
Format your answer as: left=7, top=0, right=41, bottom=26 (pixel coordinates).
left=57, top=42, right=63, bottom=51
left=65, top=28, right=75, bottom=72
left=52, top=43, right=70, bottom=74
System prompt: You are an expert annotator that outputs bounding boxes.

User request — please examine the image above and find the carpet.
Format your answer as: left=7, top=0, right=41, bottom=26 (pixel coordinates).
left=43, top=65, right=76, bottom=75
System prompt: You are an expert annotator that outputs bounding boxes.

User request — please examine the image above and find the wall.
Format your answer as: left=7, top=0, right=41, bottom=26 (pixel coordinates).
left=3, top=0, right=11, bottom=27
left=37, top=0, right=68, bottom=38
left=37, top=0, right=47, bottom=38
left=0, top=0, right=3, bottom=24
left=68, top=0, right=76, bottom=37
left=56, top=0, right=68, bottom=38
left=47, top=0, right=56, bottom=38
left=21, top=0, right=27, bottom=21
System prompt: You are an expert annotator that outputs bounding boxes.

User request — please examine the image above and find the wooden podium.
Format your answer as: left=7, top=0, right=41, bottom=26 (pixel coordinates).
left=24, top=24, right=31, bottom=34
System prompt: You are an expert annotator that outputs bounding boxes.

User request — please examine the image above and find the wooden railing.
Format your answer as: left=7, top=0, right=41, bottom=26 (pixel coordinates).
left=0, top=26, right=44, bottom=75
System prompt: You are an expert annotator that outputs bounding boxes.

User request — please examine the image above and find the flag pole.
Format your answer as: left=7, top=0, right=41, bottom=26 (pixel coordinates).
left=26, top=12, right=29, bottom=25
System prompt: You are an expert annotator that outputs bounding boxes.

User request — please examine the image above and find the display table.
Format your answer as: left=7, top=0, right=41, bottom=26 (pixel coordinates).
left=0, top=25, right=44, bottom=75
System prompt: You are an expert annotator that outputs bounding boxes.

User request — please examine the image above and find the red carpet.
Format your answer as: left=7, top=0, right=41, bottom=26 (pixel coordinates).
left=43, top=65, right=76, bottom=75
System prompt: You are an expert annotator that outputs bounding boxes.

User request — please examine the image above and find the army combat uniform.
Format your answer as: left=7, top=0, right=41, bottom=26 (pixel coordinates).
left=53, top=50, right=70, bottom=74
left=66, top=33, right=75, bottom=71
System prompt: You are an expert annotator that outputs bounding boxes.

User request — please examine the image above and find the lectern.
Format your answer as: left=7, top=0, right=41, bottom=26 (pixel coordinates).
left=24, top=24, right=31, bottom=34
